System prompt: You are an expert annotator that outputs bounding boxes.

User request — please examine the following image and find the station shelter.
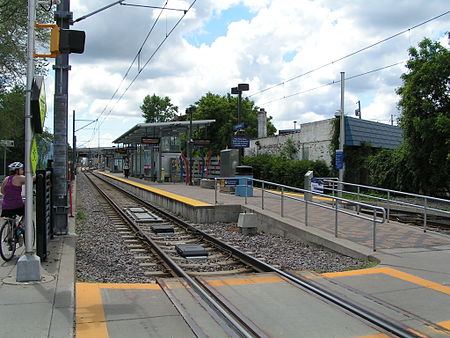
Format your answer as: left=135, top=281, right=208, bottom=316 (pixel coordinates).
left=112, top=120, right=215, bottom=182
left=103, top=147, right=125, bottom=172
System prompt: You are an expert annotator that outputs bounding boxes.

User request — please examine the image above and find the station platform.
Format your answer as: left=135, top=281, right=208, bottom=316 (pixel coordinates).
left=0, top=172, right=449, bottom=337
left=0, top=185, right=76, bottom=337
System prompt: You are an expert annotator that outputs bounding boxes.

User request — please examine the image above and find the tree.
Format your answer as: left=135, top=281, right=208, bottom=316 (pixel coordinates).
left=0, top=85, right=25, bottom=173
left=397, top=38, right=450, bottom=195
left=0, top=0, right=52, bottom=88
left=192, top=92, right=276, bottom=155
left=140, top=94, right=178, bottom=123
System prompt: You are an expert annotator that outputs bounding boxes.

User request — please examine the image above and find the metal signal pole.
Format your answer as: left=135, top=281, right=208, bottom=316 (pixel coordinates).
left=52, top=0, right=71, bottom=234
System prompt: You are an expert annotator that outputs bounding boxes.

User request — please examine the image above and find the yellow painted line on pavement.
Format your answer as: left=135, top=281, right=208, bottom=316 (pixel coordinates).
left=322, top=267, right=450, bottom=295
left=76, top=282, right=161, bottom=338
left=267, top=189, right=336, bottom=202
left=98, top=171, right=212, bottom=207
left=437, top=321, right=450, bottom=330
left=207, top=275, right=284, bottom=286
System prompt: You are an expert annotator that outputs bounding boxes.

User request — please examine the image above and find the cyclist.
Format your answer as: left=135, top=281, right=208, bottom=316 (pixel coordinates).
left=1, top=162, right=25, bottom=219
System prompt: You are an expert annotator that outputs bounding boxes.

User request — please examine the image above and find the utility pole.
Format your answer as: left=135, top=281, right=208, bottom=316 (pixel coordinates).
left=186, top=107, right=195, bottom=185
left=52, top=0, right=71, bottom=234
left=17, top=0, right=41, bottom=282
left=338, top=72, right=345, bottom=198
left=72, top=110, right=76, bottom=178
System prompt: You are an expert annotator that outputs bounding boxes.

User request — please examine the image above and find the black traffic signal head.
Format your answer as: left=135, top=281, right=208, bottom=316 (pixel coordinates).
left=60, top=29, right=86, bottom=54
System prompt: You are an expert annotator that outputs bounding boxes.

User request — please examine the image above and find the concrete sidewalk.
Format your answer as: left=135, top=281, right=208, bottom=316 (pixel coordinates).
left=0, top=187, right=76, bottom=337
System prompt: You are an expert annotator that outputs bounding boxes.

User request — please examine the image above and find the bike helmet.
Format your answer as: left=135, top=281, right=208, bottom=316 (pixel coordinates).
left=8, top=162, right=24, bottom=169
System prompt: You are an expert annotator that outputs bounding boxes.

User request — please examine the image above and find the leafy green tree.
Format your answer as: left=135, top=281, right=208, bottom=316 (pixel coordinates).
left=0, top=85, right=25, bottom=173
left=279, top=137, right=297, bottom=160
left=367, top=148, right=413, bottom=192
left=397, top=38, right=450, bottom=195
left=191, top=92, right=276, bottom=155
left=140, top=94, right=178, bottom=123
left=0, top=0, right=52, bottom=88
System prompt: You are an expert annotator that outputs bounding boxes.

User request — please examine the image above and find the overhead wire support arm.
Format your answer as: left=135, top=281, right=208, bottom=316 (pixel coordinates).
left=72, top=0, right=125, bottom=24
left=75, top=119, right=98, bottom=133
left=121, top=2, right=188, bottom=13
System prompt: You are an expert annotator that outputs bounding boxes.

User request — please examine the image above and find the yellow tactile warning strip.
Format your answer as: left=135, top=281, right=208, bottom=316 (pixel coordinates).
left=206, top=274, right=284, bottom=286
left=322, top=267, right=450, bottom=335
left=267, top=189, right=340, bottom=202
left=76, top=283, right=161, bottom=338
left=322, top=267, right=450, bottom=295
left=97, top=171, right=212, bottom=207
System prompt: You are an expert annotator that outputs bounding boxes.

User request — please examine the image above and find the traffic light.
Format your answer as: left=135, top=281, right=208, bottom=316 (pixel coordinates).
left=49, top=26, right=60, bottom=55
left=35, top=24, right=85, bottom=58
left=51, top=26, right=85, bottom=54
left=59, top=29, right=85, bottom=54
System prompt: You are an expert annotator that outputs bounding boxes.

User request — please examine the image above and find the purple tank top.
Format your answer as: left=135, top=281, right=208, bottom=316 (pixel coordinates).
left=2, top=176, right=24, bottom=210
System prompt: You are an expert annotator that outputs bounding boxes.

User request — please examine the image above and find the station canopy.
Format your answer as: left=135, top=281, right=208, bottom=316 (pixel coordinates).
left=112, top=120, right=216, bottom=145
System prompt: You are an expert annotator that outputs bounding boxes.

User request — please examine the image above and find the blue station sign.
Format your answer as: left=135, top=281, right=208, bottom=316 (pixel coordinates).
left=231, top=136, right=250, bottom=148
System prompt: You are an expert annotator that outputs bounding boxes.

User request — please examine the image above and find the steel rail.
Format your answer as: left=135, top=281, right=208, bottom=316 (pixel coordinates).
left=86, top=172, right=258, bottom=338
left=91, top=171, right=420, bottom=338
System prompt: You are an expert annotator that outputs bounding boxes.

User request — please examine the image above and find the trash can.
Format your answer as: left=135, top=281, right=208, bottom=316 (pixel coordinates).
left=235, top=166, right=253, bottom=197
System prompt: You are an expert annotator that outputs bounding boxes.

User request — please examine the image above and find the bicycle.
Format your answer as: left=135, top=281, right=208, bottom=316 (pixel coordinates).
left=0, top=215, right=34, bottom=261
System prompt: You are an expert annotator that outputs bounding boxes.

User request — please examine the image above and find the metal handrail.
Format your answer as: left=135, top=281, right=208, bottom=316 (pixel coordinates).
left=214, top=177, right=386, bottom=251
left=325, top=180, right=450, bottom=232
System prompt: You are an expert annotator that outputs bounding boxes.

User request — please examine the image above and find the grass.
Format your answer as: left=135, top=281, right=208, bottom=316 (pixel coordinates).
left=352, top=259, right=379, bottom=270
left=76, top=209, right=86, bottom=221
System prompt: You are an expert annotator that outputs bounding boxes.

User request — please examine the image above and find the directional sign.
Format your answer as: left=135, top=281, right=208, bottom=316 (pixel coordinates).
left=0, top=140, right=14, bottom=147
left=194, top=139, right=211, bottom=148
left=224, top=179, right=239, bottom=186
left=335, top=150, right=343, bottom=169
left=141, top=137, right=160, bottom=145
left=311, top=178, right=324, bottom=193
left=232, top=122, right=248, bottom=132
left=231, top=136, right=250, bottom=148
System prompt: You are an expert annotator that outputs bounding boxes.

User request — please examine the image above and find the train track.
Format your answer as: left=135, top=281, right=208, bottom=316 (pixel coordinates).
left=85, top=171, right=267, bottom=277
left=83, top=171, right=421, bottom=338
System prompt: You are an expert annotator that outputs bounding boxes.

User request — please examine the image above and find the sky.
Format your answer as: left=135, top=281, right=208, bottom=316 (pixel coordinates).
left=40, top=0, right=450, bottom=148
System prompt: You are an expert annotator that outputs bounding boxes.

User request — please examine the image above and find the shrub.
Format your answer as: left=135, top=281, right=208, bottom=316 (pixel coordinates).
left=243, top=155, right=331, bottom=188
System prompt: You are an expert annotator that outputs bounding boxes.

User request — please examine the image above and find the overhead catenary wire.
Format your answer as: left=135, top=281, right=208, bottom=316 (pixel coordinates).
left=249, top=10, right=450, bottom=98
left=259, top=60, right=406, bottom=106
left=97, top=0, right=197, bottom=129
left=94, top=1, right=170, bottom=126
left=83, top=0, right=196, bottom=147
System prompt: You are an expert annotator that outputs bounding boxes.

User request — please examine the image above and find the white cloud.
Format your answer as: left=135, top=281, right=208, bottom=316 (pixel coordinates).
left=45, top=0, right=449, bottom=147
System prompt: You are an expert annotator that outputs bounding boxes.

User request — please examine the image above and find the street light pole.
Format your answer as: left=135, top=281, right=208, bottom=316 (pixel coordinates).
left=186, top=107, right=195, bottom=185
left=338, top=72, right=345, bottom=197
left=17, top=0, right=41, bottom=282
left=231, top=83, right=249, bottom=165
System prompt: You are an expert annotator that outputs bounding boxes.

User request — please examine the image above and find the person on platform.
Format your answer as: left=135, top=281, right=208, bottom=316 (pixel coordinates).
left=123, top=160, right=130, bottom=178
left=1, top=162, right=25, bottom=219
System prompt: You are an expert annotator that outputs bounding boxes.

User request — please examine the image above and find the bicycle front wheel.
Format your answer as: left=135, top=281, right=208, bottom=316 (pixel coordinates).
left=0, top=221, right=16, bottom=261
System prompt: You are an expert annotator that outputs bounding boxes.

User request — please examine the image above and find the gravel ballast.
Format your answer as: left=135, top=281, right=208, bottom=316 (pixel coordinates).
left=76, top=174, right=368, bottom=283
